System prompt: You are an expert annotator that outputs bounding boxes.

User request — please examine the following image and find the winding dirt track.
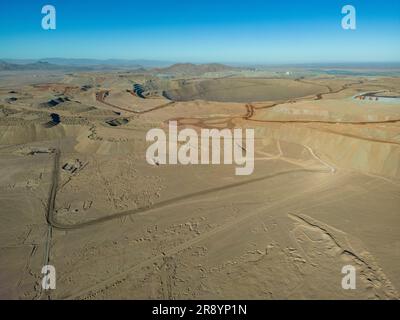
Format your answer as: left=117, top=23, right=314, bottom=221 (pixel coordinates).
left=40, top=138, right=334, bottom=303
left=42, top=145, right=333, bottom=299
left=47, top=149, right=330, bottom=231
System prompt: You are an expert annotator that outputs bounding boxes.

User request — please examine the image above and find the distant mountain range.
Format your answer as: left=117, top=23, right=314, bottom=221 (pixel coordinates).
left=3, top=59, right=396, bottom=74
left=0, top=60, right=91, bottom=71
left=0, top=60, right=239, bottom=75
left=153, top=63, right=239, bottom=75
left=1, top=58, right=173, bottom=70
left=41, top=58, right=172, bottom=68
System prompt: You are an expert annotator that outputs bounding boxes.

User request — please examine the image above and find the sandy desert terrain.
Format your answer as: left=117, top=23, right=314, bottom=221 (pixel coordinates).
left=0, top=67, right=399, bottom=300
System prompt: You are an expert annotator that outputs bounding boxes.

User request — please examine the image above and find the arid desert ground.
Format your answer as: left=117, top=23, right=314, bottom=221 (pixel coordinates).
left=0, top=65, right=399, bottom=299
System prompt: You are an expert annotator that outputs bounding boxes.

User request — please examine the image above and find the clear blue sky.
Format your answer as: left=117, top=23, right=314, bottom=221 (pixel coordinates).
left=0, top=0, right=399, bottom=63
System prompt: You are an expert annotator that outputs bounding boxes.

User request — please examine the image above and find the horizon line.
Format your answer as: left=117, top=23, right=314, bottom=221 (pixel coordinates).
left=2, top=58, right=400, bottom=66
